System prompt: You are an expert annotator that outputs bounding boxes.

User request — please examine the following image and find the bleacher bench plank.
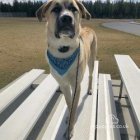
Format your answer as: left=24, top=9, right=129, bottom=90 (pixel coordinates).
left=0, top=74, right=59, bottom=140
left=97, top=74, right=106, bottom=139
left=41, top=95, right=67, bottom=140
left=97, top=74, right=121, bottom=140
left=0, top=69, right=44, bottom=114
left=41, top=61, right=99, bottom=140
left=89, top=61, right=98, bottom=140
left=115, top=54, right=140, bottom=130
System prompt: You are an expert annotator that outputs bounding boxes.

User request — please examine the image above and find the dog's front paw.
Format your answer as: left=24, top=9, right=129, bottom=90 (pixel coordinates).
left=88, top=89, right=93, bottom=95
left=63, top=128, right=74, bottom=140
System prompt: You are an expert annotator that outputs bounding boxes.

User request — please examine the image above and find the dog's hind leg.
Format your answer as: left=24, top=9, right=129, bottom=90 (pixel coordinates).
left=88, top=37, right=97, bottom=95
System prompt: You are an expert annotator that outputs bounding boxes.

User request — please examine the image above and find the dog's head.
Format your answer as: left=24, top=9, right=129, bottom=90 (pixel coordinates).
left=36, top=0, right=91, bottom=39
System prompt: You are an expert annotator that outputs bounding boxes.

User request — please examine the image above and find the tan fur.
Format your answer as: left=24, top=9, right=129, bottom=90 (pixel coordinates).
left=36, top=0, right=97, bottom=139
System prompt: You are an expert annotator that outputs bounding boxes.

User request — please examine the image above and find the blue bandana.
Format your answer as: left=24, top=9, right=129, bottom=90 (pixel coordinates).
left=47, top=47, right=80, bottom=75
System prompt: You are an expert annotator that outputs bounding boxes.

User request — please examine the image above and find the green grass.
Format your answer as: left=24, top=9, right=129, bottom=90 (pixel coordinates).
left=88, top=19, right=140, bottom=78
left=0, top=18, right=140, bottom=89
left=0, top=18, right=49, bottom=88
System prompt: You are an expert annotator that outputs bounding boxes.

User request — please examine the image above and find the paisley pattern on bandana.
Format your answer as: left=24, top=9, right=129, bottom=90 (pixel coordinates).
left=47, top=47, right=80, bottom=75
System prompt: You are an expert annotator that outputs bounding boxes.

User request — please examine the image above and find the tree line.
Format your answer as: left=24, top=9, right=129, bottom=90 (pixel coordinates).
left=0, top=0, right=140, bottom=18
left=0, top=0, right=43, bottom=17
left=84, top=1, right=140, bottom=19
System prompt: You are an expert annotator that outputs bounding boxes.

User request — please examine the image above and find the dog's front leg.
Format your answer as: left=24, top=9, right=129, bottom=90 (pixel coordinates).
left=67, top=84, right=81, bottom=139
left=60, top=84, right=72, bottom=114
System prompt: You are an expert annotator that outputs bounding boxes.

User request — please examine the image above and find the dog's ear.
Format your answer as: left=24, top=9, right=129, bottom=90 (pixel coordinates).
left=36, top=0, right=53, bottom=22
left=76, top=1, right=91, bottom=20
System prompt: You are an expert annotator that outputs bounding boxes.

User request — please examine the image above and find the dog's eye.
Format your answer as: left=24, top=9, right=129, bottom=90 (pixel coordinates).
left=51, top=6, right=62, bottom=13
left=68, top=6, right=77, bottom=12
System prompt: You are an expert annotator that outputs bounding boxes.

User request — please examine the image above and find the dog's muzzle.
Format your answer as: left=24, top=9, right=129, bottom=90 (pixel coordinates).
left=55, top=14, right=75, bottom=38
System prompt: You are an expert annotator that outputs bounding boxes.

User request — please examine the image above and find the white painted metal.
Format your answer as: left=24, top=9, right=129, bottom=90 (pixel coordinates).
left=0, top=69, right=44, bottom=113
left=0, top=74, right=59, bottom=140
left=97, top=74, right=121, bottom=140
left=0, top=73, right=27, bottom=93
left=89, top=61, right=99, bottom=140
left=32, top=74, right=48, bottom=89
left=115, top=54, right=140, bottom=130
left=41, top=61, right=99, bottom=140
left=105, top=75, right=121, bottom=140
left=97, top=74, right=107, bottom=140
left=41, top=95, right=67, bottom=140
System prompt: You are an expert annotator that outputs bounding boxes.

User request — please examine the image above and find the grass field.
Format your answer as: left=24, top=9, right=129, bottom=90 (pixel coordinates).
left=0, top=18, right=140, bottom=89
left=136, top=19, right=140, bottom=23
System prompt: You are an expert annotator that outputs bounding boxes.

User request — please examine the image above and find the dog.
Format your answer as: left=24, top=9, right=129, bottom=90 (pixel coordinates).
left=36, top=0, right=97, bottom=139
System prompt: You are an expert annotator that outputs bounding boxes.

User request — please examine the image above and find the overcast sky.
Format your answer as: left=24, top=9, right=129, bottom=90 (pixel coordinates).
left=0, top=0, right=44, bottom=4
left=0, top=0, right=139, bottom=4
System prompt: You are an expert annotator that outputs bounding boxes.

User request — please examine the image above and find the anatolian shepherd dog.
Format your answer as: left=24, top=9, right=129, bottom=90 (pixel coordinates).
left=36, top=0, right=97, bottom=139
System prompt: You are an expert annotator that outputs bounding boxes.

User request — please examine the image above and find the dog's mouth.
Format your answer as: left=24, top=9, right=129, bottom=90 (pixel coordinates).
left=55, top=25, right=75, bottom=39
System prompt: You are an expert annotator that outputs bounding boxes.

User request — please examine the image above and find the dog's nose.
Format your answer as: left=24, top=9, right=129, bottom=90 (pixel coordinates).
left=60, top=15, right=72, bottom=24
